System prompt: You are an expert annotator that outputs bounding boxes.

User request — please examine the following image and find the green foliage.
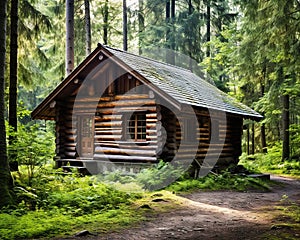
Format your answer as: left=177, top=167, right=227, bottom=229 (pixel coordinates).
left=290, top=123, right=300, bottom=158
left=167, top=171, right=270, bottom=193
left=136, top=161, right=183, bottom=191
left=239, top=145, right=300, bottom=176
left=0, top=206, right=140, bottom=240
left=7, top=121, right=55, bottom=185
left=0, top=170, right=142, bottom=240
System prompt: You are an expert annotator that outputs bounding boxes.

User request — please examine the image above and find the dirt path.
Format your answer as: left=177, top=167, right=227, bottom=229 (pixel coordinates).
left=77, top=175, right=300, bottom=240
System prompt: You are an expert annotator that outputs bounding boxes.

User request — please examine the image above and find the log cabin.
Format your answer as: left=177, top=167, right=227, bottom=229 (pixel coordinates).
left=32, top=44, right=262, bottom=175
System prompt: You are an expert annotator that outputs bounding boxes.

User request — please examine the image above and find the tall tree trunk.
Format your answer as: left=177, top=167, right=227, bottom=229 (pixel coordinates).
left=8, top=0, right=18, bottom=170
left=206, top=0, right=211, bottom=57
left=260, top=79, right=267, bottom=153
left=251, top=123, right=255, bottom=155
left=170, top=0, right=175, bottom=64
left=282, top=94, right=290, bottom=160
left=138, top=0, right=144, bottom=55
left=103, top=0, right=108, bottom=45
left=9, top=0, right=18, bottom=137
left=123, top=0, right=128, bottom=51
left=261, top=123, right=267, bottom=153
left=84, top=0, right=91, bottom=56
left=188, top=0, right=193, bottom=71
left=66, top=0, right=74, bottom=75
left=0, top=0, right=13, bottom=208
left=165, top=0, right=175, bottom=64
left=247, top=125, right=250, bottom=155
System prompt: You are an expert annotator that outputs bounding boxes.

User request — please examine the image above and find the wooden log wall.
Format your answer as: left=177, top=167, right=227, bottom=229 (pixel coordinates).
left=54, top=104, right=79, bottom=166
left=193, top=108, right=243, bottom=169
left=52, top=58, right=243, bottom=170
left=159, top=105, right=178, bottom=162
left=156, top=107, right=243, bottom=170
left=93, top=94, right=158, bottom=162
left=59, top=91, right=158, bottom=163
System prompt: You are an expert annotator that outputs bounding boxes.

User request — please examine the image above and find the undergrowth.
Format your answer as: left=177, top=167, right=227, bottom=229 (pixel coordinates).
left=0, top=161, right=273, bottom=239
left=239, top=144, right=300, bottom=177
left=166, top=171, right=271, bottom=193
left=0, top=168, right=143, bottom=240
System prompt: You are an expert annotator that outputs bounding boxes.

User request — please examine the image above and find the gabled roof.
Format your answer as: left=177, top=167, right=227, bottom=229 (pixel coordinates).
left=32, top=44, right=262, bottom=120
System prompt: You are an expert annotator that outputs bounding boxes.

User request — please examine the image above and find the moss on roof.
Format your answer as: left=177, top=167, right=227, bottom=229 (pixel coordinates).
left=106, top=46, right=262, bottom=119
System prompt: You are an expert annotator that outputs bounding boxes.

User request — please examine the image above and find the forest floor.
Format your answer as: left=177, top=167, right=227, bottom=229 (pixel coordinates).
left=68, top=175, right=300, bottom=240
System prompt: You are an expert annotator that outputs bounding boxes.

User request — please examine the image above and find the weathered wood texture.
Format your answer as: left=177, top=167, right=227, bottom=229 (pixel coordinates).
left=53, top=64, right=243, bottom=170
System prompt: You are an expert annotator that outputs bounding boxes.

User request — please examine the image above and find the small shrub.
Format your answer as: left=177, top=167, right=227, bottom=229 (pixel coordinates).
left=136, top=161, right=183, bottom=191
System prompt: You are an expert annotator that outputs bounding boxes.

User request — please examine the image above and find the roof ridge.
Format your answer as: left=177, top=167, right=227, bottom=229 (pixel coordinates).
left=103, top=45, right=193, bottom=73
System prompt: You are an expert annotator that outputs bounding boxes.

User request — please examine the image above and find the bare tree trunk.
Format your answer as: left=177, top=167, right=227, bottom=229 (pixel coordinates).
left=170, top=0, right=175, bottom=64
left=247, top=125, right=250, bottom=155
left=165, top=0, right=175, bottom=64
left=282, top=94, right=290, bottom=160
left=8, top=0, right=19, bottom=171
left=188, top=0, right=193, bottom=71
left=251, top=123, right=255, bottom=155
left=261, top=123, right=267, bottom=153
left=66, top=0, right=74, bottom=75
left=206, top=0, right=211, bottom=57
left=138, top=0, right=144, bottom=55
left=123, top=0, right=128, bottom=51
left=103, top=0, right=108, bottom=45
left=0, top=0, right=13, bottom=208
left=84, top=0, right=91, bottom=55
left=260, top=82, right=267, bottom=153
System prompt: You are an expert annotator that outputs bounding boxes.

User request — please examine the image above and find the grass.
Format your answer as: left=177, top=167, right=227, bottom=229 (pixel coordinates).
left=262, top=195, right=300, bottom=240
left=0, top=207, right=144, bottom=239
left=0, top=162, right=279, bottom=239
left=239, top=145, right=300, bottom=177
left=166, top=171, right=271, bottom=193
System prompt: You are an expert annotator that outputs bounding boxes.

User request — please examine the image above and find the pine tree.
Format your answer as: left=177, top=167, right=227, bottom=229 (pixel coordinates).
left=0, top=0, right=13, bottom=208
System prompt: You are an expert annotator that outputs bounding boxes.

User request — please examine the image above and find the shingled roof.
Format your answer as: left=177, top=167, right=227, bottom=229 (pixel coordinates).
left=32, top=44, right=262, bottom=120
left=105, top=46, right=262, bottom=120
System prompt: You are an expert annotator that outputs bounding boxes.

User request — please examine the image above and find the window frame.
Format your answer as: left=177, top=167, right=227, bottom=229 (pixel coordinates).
left=126, top=112, right=147, bottom=142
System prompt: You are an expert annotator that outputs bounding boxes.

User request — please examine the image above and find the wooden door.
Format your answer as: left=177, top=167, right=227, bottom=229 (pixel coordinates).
left=79, top=116, right=94, bottom=158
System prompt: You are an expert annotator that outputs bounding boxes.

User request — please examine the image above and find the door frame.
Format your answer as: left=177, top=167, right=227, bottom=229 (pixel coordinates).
left=78, top=115, right=95, bottom=158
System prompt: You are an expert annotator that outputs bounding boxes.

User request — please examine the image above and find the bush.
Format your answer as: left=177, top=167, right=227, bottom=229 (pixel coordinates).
left=7, top=123, right=55, bottom=185
left=136, top=161, right=183, bottom=191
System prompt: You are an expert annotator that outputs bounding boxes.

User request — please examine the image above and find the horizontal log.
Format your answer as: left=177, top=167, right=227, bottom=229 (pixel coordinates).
left=95, top=129, right=122, bottom=135
left=65, top=151, right=77, bottom=157
left=66, top=136, right=76, bottom=141
left=95, top=115, right=122, bottom=121
left=94, top=135, right=122, bottom=140
left=64, top=146, right=76, bottom=151
left=146, top=135, right=158, bottom=140
left=65, top=129, right=76, bottom=134
left=146, top=113, right=158, bottom=119
left=146, top=118, right=157, bottom=123
left=64, top=143, right=77, bottom=147
left=95, top=147, right=156, bottom=156
left=95, top=121, right=122, bottom=127
left=68, top=94, right=151, bottom=103
left=96, top=142, right=157, bottom=150
left=98, top=99, right=156, bottom=108
left=114, top=94, right=150, bottom=100
left=99, top=106, right=157, bottom=114
left=94, top=154, right=157, bottom=162
left=72, top=99, right=156, bottom=110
